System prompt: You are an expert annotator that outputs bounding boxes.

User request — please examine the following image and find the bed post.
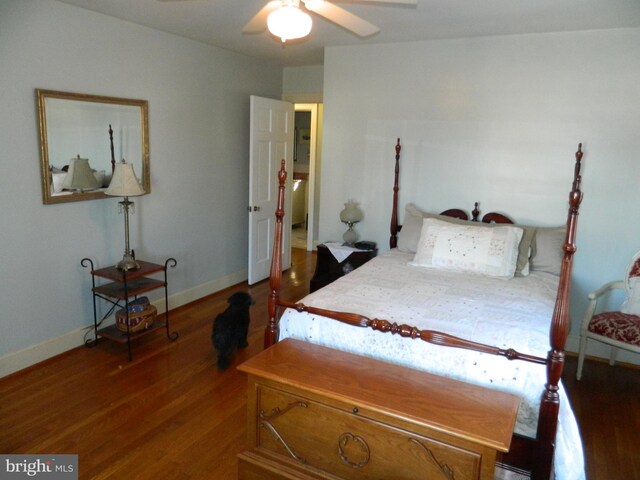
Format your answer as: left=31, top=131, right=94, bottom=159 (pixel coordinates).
left=389, top=138, right=401, bottom=249
left=534, top=144, right=583, bottom=480
left=264, top=160, right=288, bottom=349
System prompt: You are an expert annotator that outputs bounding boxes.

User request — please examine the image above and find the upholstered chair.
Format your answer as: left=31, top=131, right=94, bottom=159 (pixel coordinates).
left=577, top=250, right=640, bottom=380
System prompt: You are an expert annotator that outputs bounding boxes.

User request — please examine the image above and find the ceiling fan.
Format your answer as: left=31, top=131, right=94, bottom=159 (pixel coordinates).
left=160, top=0, right=418, bottom=43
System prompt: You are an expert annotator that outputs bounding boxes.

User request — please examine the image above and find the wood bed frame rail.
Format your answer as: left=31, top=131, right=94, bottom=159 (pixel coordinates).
left=264, top=141, right=584, bottom=480
left=277, top=299, right=548, bottom=365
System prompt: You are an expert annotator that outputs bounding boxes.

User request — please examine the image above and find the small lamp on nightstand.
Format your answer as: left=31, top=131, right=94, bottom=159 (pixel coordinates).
left=339, top=200, right=363, bottom=245
left=105, top=160, right=145, bottom=271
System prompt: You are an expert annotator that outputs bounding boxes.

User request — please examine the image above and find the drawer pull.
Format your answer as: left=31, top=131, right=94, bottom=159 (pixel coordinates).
left=352, top=407, right=359, bottom=414
left=338, top=432, right=370, bottom=468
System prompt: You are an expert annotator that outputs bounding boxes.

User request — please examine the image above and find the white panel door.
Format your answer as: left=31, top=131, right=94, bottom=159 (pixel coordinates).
left=248, top=95, right=293, bottom=285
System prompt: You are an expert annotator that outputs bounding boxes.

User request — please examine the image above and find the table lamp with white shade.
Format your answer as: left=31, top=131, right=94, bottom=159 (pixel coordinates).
left=105, top=160, right=145, bottom=271
left=339, top=200, right=363, bottom=245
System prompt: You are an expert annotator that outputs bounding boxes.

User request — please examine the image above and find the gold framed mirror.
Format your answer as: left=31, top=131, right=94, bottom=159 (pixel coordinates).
left=36, top=89, right=150, bottom=204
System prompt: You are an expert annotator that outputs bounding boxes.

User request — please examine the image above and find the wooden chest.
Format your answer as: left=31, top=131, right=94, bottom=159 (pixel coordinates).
left=237, top=339, right=519, bottom=480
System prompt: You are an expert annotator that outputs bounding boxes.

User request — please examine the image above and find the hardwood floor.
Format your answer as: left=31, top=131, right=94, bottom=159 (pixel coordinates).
left=1, top=248, right=638, bottom=479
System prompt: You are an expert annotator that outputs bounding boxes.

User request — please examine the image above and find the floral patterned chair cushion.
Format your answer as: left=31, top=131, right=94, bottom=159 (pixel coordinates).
left=577, top=250, right=640, bottom=380
left=588, top=311, right=640, bottom=346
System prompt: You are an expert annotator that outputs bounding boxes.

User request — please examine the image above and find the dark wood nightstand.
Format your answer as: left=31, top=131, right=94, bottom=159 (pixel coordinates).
left=310, top=242, right=377, bottom=292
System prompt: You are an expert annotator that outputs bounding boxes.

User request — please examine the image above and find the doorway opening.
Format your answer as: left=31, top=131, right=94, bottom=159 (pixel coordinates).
left=291, top=103, right=322, bottom=251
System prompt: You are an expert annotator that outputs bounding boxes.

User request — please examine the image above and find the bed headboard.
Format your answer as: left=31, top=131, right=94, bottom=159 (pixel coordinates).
left=389, top=139, right=514, bottom=249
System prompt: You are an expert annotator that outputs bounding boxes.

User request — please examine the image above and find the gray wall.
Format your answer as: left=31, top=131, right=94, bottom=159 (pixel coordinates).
left=283, top=65, right=324, bottom=104
left=0, top=0, right=282, bottom=375
left=3, top=1, right=638, bottom=374
left=319, top=29, right=640, bottom=360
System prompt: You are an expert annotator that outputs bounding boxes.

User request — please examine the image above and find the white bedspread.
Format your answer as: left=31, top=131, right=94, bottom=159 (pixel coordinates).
left=278, top=249, right=585, bottom=480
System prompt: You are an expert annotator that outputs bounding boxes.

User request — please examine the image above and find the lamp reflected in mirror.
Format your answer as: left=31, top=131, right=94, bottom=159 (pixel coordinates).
left=62, top=156, right=100, bottom=192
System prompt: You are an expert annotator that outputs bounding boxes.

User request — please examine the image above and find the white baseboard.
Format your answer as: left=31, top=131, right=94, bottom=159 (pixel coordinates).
left=0, top=327, right=90, bottom=379
left=0, top=269, right=248, bottom=379
left=152, top=269, right=247, bottom=315
left=566, top=333, right=640, bottom=366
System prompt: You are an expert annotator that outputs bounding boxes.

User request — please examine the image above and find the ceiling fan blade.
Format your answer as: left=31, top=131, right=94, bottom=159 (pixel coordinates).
left=242, top=0, right=282, bottom=33
left=304, top=1, right=380, bottom=37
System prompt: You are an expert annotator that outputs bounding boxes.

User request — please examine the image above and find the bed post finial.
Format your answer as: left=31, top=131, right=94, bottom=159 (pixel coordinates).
left=573, top=143, right=583, bottom=195
left=390, top=138, right=401, bottom=249
left=472, top=202, right=480, bottom=222
left=265, top=159, right=287, bottom=348
left=535, top=143, right=584, bottom=479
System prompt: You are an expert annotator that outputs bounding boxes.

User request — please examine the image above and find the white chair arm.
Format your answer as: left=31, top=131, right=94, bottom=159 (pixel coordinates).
left=587, top=280, right=625, bottom=300
left=581, top=280, right=626, bottom=332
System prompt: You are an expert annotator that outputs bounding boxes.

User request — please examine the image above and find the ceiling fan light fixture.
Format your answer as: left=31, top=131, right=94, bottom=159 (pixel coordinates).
left=267, top=2, right=313, bottom=43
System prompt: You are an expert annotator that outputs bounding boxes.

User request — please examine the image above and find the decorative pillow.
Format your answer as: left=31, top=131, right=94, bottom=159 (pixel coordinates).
left=530, top=227, right=565, bottom=276
left=411, top=218, right=524, bottom=278
left=396, top=204, right=467, bottom=253
left=395, top=204, right=423, bottom=253
left=94, top=170, right=106, bottom=188
left=513, top=225, right=534, bottom=277
left=398, top=203, right=534, bottom=276
left=621, top=255, right=640, bottom=316
left=51, top=172, right=67, bottom=193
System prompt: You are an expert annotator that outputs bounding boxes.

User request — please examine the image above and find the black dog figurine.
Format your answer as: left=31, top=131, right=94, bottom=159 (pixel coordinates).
left=211, top=292, right=254, bottom=370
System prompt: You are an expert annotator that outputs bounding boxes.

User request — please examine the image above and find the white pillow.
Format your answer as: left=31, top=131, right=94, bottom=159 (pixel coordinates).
left=397, top=203, right=534, bottom=276
left=397, top=204, right=469, bottom=253
left=94, top=170, right=106, bottom=187
left=51, top=172, right=67, bottom=193
left=411, top=218, right=524, bottom=278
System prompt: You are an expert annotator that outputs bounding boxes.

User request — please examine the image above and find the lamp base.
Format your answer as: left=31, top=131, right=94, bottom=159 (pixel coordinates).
left=116, top=253, right=140, bottom=271
left=342, top=227, right=359, bottom=246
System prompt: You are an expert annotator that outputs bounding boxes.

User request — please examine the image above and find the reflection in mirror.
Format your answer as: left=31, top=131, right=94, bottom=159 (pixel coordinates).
left=37, top=89, right=149, bottom=204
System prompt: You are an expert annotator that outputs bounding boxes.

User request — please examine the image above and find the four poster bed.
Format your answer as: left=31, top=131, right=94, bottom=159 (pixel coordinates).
left=254, top=140, right=585, bottom=480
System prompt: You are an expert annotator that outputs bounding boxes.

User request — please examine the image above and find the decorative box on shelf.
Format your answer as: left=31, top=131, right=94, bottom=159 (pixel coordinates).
left=115, top=296, right=157, bottom=333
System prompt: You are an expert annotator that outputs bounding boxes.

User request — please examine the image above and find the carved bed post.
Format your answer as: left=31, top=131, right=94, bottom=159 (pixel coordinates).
left=389, top=138, right=401, bottom=249
left=264, top=160, right=288, bottom=348
left=534, top=144, right=583, bottom=480
left=109, top=124, right=116, bottom=174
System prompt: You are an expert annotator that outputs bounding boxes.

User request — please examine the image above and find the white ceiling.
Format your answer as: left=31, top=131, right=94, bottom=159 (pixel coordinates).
left=57, top=0, right=640, bottom=66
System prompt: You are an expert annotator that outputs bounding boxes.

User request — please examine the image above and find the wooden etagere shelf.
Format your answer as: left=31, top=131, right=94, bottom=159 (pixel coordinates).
left=82, top=257, right=178, bottom=361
